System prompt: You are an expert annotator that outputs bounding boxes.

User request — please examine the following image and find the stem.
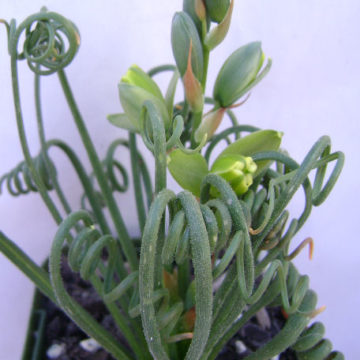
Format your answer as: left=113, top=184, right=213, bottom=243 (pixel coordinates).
left=203, top=270, right=282, bottom=359
left=140, top=190, right=175, bottom=360
left=57, top=69, right=138, bottom=270
left=49, top=214, right=134, bottom=360
left=200, top=15, right=209, bottom=92
left=0, top=232, right=56, bottom=304
left=91, top=276, right=150, bottom=360
left=191, top=27, right=210, bottom=140
left=141, top=101, right=167, bottom=286
left=35, top=73, right=73, bottom=216
left=46, top=139, right=111, bottom=235
left=148, top=64, right=177, bottom=77
left=201, top=48, right=210, bottom=92
left=129, top=132, right=147, bottom=232
left=190, top=111, right=203, bottom=147
left=11, top=56, right=63, bottom=225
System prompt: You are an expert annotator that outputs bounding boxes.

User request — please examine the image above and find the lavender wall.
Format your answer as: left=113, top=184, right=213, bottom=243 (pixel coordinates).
left=0, top=1, right=358, bottom=358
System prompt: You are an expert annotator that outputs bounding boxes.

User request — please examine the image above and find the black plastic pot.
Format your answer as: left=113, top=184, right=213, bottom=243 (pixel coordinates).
left=22, top=287, right=48, bottom=360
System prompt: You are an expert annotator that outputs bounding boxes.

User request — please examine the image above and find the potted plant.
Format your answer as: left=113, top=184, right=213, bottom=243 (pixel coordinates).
left=0, top=1, right=347, bottom=359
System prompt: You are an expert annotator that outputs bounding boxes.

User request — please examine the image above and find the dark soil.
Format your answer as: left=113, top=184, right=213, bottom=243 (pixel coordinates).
left=41, top=259, right=119, bottom=360
left=37, top=261, right=297, bottom=359
left=216, top=306, right=297, bottom=359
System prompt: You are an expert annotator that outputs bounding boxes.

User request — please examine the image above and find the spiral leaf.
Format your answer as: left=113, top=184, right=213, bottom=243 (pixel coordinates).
left=10, top=8, right=80, bottom=75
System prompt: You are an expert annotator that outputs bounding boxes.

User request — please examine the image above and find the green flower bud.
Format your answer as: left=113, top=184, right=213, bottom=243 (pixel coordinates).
left=183, top=0, right=209, bottom=34
left=204, top=0, right=234, bottom=50
left=205, top=0, right=230, bottom=23
left=211, top=154, right=257, bottom=195
left=195, top=0, right=206, bottom=22
left=233, top=173, right=253, bottom=195
left=171, top=11, right=203, bottom=81
left=121, top=65, right=163, bottom=100
left=244, top=156, right=257, bottom=173
left=213, top=42, right=265, bottom=108
left=118, top=65, right=170, bottom=131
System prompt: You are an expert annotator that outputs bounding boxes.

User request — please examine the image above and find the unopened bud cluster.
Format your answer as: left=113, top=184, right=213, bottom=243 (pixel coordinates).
left=211, top=154, right=257, bottom=195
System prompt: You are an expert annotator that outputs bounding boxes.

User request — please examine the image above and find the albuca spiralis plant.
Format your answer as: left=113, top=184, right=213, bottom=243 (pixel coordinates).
left=0, top=1, right=345, bottom=359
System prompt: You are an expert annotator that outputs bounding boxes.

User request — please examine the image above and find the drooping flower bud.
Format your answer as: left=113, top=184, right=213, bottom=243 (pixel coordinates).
left=205, top=0, right=230, bottom=23
left=182, top=41, right=204, bottom=113
left=121, top=65, right=163, bottom=99
left=213, top=42, right=266, bottom=108
left=183, top=0, right=208, bottom=34
left=210, top=154, right=257, bottom=195
left=194, top=107, right=225, bottom=143
left=204, top=0, right=234, bottom=50
left=117, top=65, right=170, bottom=131
left=195, top=0, right=206, bottom=21
left=171, top=12, right=203, bottom=81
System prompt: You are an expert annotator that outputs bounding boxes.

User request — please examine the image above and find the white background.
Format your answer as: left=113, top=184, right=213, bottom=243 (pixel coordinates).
left=0, top=0, right=359, bottom=359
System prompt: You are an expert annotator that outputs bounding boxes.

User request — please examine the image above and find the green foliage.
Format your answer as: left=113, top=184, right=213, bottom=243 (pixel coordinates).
left=117, top=65, right=171, bottom=132
left=171, top=12, right=203, bottom=80
left=213, top=129, right=283, bottom=176
left=168, top=150, right=209, bottom=197
left=0, top=3, right=345, bottom=360
left=204, top=0, right=234, bottom=50
left=211, top=154, right=257, bottom=195
left=169, top=130, right=282, bottom=197
left=213, top=42, right=266, bottom=107
left=183, top=0, right=209, bottom=35
left=205, top=0, right=230, bottom=23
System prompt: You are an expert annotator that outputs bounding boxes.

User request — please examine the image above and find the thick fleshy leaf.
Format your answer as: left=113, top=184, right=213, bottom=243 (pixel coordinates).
left=167, top=149, right=209, bottom=196
left=212, top=130, right=282, bottom=176
left=107, top=113, right=139, bottom=132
